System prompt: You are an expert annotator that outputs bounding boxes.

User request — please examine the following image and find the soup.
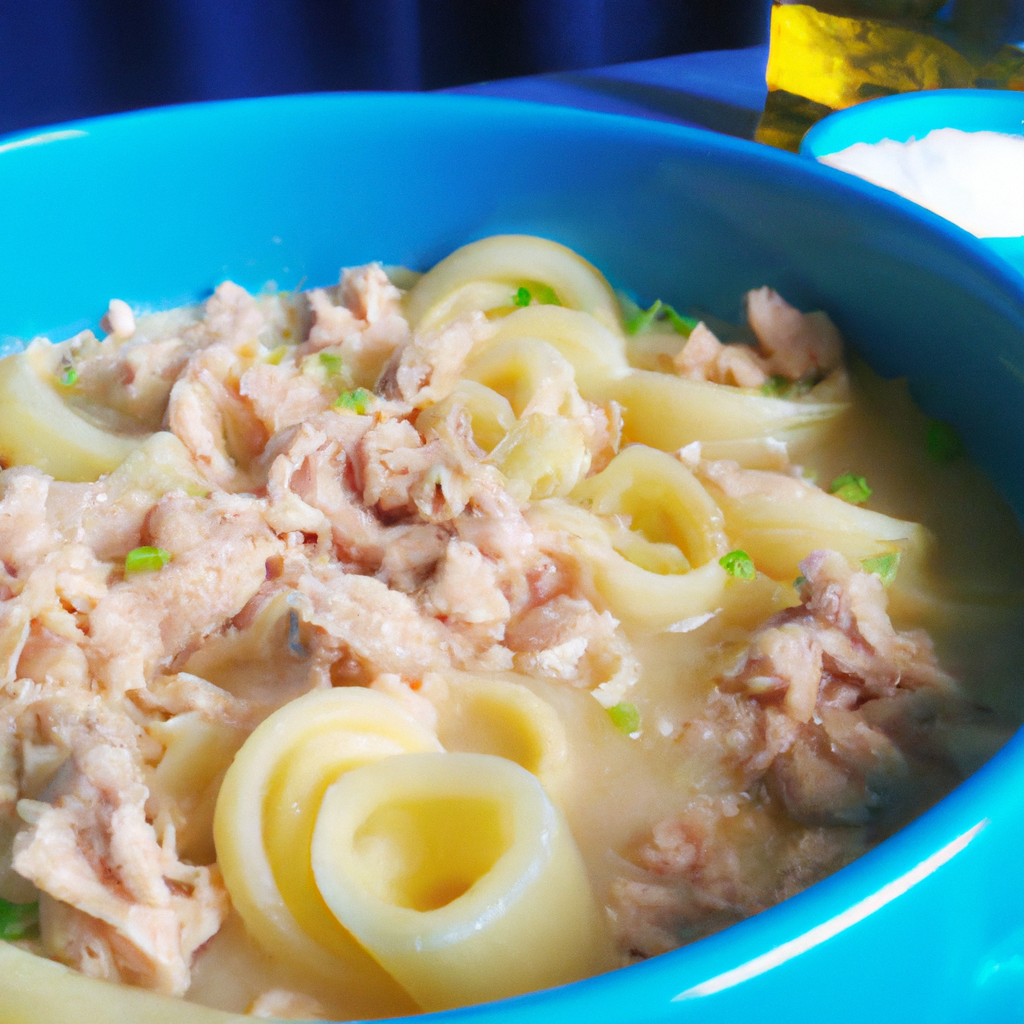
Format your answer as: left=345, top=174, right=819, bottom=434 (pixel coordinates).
left=0, top=236, right=1021, bottom=1021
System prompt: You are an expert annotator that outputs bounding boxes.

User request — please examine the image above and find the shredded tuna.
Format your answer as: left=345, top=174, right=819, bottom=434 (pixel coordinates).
left=745, top=287, right=843, bottom=381
left=101, top=299, right=136, bottom=340
left=379, top=313, right=490, bottom=408
left=506, top=595, right=639, bottom=704
left=611, top=545, right=975, bottom=955
left=674, top=290, right=843, bottom=388
left=339, top=263, right=404, bottom=324
left=12, top=704, right=228, bottom=994
left=673, top=322, right=770, bottom=387
left=87, top=494, right=283, bottom=695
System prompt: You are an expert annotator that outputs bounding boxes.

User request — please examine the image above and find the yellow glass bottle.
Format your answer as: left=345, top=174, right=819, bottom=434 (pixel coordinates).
left=757, top=0, right=1024, bottom=150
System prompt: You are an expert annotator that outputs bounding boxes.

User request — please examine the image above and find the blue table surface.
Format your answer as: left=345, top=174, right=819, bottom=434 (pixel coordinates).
left=444, top=44, right=770, bottom=139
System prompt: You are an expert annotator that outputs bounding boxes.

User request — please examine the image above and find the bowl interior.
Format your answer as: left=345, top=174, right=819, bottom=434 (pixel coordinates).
left=2, top=94, right=1024, bottom=1024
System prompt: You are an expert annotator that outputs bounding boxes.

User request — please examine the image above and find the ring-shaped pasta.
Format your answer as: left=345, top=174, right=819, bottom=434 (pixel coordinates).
left=409, top=280, right=522, bottom=332
left=310, top=752, right=614, bottom=1012
left=426, top=672, right=569, bottom=797
left=599, top=369, right=848, bottom=450
left=574, top=445, right=727, bottom=568
left=462, top=337, right=577, bottom=419
left=213, top=687, right=440, bottom=1016
left=415, top=380, right=515, bottom=454
left=486, top=413, right=590, bottom=501
left=569, top=445, right=731, bottom=630
left=403, top=235, right=623, bottom=335
left=703, top=475, right=930, bottom=583
left=479, top=305, right=629, bottom=396
left=0, top=341, right=146, bottom=481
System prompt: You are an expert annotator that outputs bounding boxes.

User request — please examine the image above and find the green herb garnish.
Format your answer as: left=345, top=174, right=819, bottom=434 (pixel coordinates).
left=0, top=898, right=39, bottom=941
left=607, top=702, right=641, bottom=735
left=861, top=551, right=900, bottom=587
left=926, top=420, right=965, bottom=463
left=124, top=546, right=172, bottom=575
left=794, top=575, right=808, bottom=590
left=626, top=299, right=662, bottom=334
left=625, top=299, right=696, bottom=337
left=719, top=549, right=756, bottom=580
left=512, top=283, right=560, bottom=308
left=760, top=374, right=789, bottom=397
left=760, top=371, right=820, bottom=399
left=829, top=472, right=872, bottom=505
left=319, top=351, right=343, bottom=374
left=663, top=306, right=698, bottom=336
left=531, top=283, right=560, bottom=305
left=59, top=366, right=77, bottom=387
left=334, top=387, right=372, bottom=414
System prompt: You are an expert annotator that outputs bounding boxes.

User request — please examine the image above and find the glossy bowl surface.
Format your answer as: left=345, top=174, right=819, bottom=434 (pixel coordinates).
left=800, top=89, right=1024, bottom=276
left=2, top=94, right=1024, bottom=1024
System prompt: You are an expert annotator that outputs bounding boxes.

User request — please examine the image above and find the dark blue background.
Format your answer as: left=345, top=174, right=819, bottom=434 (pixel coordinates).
left=0, top=0, right=772, bottom=135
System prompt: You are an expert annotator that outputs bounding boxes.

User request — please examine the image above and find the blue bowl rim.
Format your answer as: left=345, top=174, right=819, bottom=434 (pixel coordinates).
left=3, top=91, right=1024, bottom=325
left=799, top=87, right=1024, bottom=159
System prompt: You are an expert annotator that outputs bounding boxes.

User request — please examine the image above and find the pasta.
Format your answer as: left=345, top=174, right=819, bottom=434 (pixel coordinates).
left=600, top=369, right=848, bottom=453
left=0, top=340, right=146, bottom=480
left=403, top=234, right=623, bottom=334
left=311, top=752, right=612, bottom=1011
left=567, top=445, right=731, bottom=631
left=0, top=234, right=1021, bottom=1022
left=425, top=672, right=569, bottom=794
left=213, top=688, right=437, bottom=1016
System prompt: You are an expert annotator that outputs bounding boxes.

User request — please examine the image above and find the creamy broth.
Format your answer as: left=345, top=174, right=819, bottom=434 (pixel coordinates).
left=1, top=236, right=1022, bottom=1022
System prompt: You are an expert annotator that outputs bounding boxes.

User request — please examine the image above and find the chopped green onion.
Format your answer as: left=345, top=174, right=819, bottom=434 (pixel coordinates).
left=531, top=283, right=560, bottom=306
left=926, top=420, right=965, bottom=463
left=124, top=546, right=172, bottom=575
left=760, top=374, right=789, bottom=397
left=794, top=575, right=808, bottom=590
left=663, top=305, right=697, bottom=337
left=625, top=300, right=696, bottom=337
left=59, top=366, right=77, bottom=387
left=265, top=345, right=287, bottom=365
left=626, top=299, right=663, bottom=335
left=861, top=551, right=900, bottom=587
left=334, top=387, right=372, bottom=414
left=829, top=472, right=872, bottom=505
left=319, top=351, right=343, bottom=374
left=513, top=283, right=559, bottom=308
left=607, top=702, right=641, bottom=735
left=719, top=549, right=756, bottom=580
left=0, top=898, right=39, bottom=941
left=761, top=371, right=820, bottom=399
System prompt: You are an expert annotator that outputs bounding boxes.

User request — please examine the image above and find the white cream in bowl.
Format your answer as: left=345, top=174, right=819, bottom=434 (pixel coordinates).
left=819, top=127, right=1024, bottom=238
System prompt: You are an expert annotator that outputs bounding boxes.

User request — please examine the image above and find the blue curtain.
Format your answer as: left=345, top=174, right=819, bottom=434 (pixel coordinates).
left=0, top=0, right=771, bottom=134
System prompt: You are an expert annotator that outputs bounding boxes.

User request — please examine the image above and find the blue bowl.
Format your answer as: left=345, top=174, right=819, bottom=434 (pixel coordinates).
left=800, top=89, right=1024, bottom=277
left=3, top=94, right=1024, bottom=1024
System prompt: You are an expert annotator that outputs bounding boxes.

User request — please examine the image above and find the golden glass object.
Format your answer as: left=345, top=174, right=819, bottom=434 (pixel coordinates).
left=757, top=0, right=1024, bottom=150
